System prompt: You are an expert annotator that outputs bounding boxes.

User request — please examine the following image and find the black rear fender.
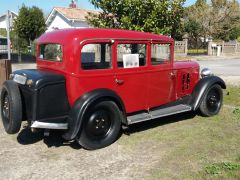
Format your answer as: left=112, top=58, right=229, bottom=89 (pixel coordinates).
left=12, top=69, right=70, bottom=122
left=62, top=89, right=126, bottom=141
left=191, top=76, right=226, bottom=111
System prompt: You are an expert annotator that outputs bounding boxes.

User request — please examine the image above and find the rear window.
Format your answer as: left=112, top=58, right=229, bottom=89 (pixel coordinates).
left=0, top=38, right=7, bottom=45
left=39, top=44, right=63, bottom=61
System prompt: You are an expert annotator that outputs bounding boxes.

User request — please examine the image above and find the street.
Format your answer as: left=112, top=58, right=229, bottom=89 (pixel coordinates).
left=194, top=56, right=240, bottom=76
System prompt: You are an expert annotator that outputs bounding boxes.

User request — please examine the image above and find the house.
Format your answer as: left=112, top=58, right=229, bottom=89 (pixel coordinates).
left=0, top=11, right=18, bottom=30
left=46, top=1, right=98, bottom=32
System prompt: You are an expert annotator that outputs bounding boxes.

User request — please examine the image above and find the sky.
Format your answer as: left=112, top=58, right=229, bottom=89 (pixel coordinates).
left=0, top=0, right=197, bottom=16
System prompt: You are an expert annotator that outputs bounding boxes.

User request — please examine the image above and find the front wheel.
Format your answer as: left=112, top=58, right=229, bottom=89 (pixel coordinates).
left=77, top=101, right=122, bottom=150
left=199, top=84, right=223, bottom=117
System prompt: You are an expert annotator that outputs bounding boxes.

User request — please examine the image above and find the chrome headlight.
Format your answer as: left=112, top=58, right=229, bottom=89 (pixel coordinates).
left=201, top=68, right=213, bottom=78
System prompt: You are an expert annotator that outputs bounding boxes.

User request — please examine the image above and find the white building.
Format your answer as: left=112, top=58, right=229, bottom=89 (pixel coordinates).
left=46, top=5, right=98, bottom=32
left=0, top=11, right=18, bottom=30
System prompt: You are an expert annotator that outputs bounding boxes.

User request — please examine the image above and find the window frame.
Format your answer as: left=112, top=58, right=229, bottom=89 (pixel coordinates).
left=115, top=41, right=149, bottom=69
left=38, top=43, right=63, bottom=62
left=80, top=40, right=113, bottom=71
left=150, top=43, right=172, bottom=66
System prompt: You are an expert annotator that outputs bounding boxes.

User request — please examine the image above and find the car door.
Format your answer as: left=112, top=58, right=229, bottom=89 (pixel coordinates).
left=72, top=40, right=116, bottom=104
left=147, top=42, right=176, bottom=109
left=114, top=41, right=149, bottom=113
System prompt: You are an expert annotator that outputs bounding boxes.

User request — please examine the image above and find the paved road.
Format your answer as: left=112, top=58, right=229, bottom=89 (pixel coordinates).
left=192, top=56, right=240, bottom=76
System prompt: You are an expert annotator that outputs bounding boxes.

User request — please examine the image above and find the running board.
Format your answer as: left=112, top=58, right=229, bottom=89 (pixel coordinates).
left=127, top=104, right=192, bottom=125
left=31, top=121, right=68, bottom=130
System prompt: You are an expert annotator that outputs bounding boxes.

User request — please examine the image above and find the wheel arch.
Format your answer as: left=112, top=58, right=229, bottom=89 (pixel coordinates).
left=62, top=88, right=126, bottom=140
left=191, top=76, right=226, bottom=111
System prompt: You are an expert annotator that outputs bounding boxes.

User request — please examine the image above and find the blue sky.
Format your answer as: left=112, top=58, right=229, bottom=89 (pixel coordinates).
left=0, top=0, right=197, bottom=16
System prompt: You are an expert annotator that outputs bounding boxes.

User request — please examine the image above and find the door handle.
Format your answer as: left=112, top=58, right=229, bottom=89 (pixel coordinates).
left=115, top=79, right=124, bottom=85
left=170, top=72, right=176, bottom=79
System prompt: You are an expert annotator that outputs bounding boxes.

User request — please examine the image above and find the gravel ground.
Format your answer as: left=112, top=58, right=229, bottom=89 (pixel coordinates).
left=0, top=124, right=146, bottom=180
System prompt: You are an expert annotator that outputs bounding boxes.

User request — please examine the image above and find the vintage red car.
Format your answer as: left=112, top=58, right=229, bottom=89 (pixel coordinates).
left=0, top=28, right=226, bottom=149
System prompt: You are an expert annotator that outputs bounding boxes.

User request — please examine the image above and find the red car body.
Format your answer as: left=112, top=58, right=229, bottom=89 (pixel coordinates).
left=37, top=28, right=199, bottom=112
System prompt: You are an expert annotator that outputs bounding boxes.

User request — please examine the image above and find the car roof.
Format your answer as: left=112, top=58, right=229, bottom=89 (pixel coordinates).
left=37, top=28, right=173, bottom=44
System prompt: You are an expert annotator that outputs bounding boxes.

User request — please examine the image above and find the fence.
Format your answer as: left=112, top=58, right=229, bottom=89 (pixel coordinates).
left=209, top=41, right=240, bottom=56
left=174, top=39, right=188, bottom=56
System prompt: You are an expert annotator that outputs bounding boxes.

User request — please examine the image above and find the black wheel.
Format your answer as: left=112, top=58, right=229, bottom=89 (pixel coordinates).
left=77, top=101, right=122, bottom=150
left=0, top=80, right=22, bottom=134
left=199, top=84, right=223, bottom=117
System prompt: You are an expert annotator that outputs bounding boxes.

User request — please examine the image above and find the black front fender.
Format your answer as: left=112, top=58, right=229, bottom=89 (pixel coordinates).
left=62, top=88, right=126, bottom=140
left=191, top=76, right=226, bottom=111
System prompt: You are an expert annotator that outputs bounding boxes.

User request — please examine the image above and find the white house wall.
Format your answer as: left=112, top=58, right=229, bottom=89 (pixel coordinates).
left=0, top=16, right=6, bottom=29
left=73, top=21, right=90, bottom=28
left=47, top=12, right=72, bottom=32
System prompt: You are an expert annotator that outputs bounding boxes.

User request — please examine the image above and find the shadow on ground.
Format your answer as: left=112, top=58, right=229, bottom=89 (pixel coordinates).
left=16, top=112, right=197, bottom=149
left=17, top=127, right=81, bottom=150
left=124, top=111, right=197, bottom=134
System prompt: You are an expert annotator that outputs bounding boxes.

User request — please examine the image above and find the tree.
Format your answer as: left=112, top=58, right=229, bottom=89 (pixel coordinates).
left=87, top=0, right=185, bottom=39
left=184, top=0, right=240, bottom=41
left=184, top=20, right=204, bottom=48
left=13, top=5, right=46, bottom=47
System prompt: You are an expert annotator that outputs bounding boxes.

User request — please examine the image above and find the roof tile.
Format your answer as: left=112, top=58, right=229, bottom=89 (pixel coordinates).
left=54, top=7, right=98, bottom=21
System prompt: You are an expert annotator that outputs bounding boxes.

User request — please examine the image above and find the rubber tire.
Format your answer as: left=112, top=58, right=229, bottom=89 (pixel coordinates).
left=0, top=80, right=22, bottom=134
left=199, top=84, right=223, bottom=117
left=77, top=101, right=122, bottom=150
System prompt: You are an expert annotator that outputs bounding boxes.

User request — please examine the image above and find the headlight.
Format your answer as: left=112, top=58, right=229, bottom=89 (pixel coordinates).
left=201, top=68, right=213, bottom=78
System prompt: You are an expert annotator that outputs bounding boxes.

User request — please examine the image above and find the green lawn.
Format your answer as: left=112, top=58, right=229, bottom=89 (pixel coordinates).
left=117, top=86, right=240, bottom=179
left=188, top=49, right=208, bottom=53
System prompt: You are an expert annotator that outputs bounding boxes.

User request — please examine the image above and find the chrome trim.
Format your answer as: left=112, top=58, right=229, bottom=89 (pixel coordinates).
left=31, top=121, right=68, bottom=130
left=201, top=68, right=213, bottom=78
left=80, top=38, right=169, bottom=45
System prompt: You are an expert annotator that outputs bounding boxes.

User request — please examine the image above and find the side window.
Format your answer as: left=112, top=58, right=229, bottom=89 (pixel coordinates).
left=117, top=44, right=146, bottom=68
left=81, top=43, right=111, bottom=70
left=151, top=44, right=171, bottom=65
left=39, top=44, right=63, bottom=61
left=0, top=38, right=7, bottom=45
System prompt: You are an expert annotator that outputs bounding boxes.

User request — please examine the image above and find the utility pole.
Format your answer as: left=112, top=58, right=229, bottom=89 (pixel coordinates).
left=6, top=10, right=11, bottom=60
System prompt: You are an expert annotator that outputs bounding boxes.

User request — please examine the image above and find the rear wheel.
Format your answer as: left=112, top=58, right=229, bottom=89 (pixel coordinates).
left=77, top=101, right=122, bottom=150
left=199, top=84, right=223, bottom=117
left=0, top=80, right=22, bottom=134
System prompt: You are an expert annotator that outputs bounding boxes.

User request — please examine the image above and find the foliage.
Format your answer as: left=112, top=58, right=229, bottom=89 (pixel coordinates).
left=10, top=31, right=28, bottom=53
left=188, top=49, right=207, bottom=53
left=233, top=107, right=240, bottom=118
left=184, top=0, right=240, bottom=44
left=0, top=28, right=7, bottom=37
left=87, top=0, right=185, bottom=39
left=205, top=162, right=240, bottom=175
left=13, top=5, right=46, bottom=48
left=228, top=26, right=240, bottom=41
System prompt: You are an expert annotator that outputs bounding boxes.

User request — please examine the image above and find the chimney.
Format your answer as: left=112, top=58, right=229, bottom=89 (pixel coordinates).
left=69, top=0, right=77, bottom=8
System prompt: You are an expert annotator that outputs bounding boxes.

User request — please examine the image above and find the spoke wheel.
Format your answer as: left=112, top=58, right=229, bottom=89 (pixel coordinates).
left=200, top=84, right=223, bottom=117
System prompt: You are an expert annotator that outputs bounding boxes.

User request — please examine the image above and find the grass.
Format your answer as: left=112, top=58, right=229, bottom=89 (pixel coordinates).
left=117, top=85, right=240, bottom=179
left=188, top=49, right=208, bottom=53
left=205, top=162, right=240, bottom=177
left=224, top=86, right=240, bottom=107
